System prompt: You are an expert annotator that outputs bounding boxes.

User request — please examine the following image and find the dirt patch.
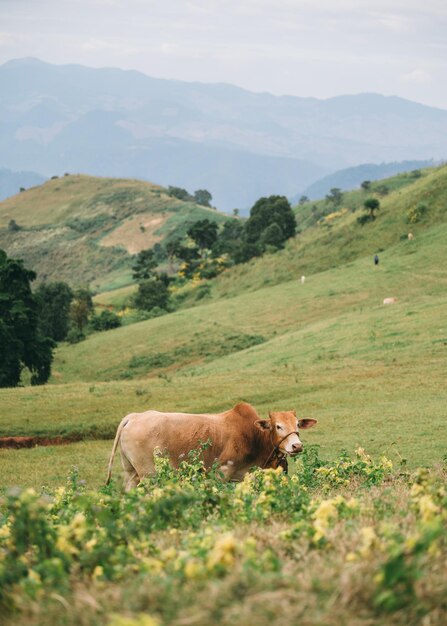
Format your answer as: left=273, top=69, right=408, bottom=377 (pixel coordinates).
left=0, top=435, right=84, bottom=449
left=100, top=213, right=169, bottom=254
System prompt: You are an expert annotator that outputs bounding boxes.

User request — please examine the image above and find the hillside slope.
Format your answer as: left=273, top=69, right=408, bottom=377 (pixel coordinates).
left=1, top=168, right=446, bottom=468
left=0, top=174, right=228, bottom=289
left=193, top=164, right=447, bottom=303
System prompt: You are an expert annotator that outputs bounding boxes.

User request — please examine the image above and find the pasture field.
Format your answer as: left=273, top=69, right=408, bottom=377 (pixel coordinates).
left=1, top=218, right=447, bottom=491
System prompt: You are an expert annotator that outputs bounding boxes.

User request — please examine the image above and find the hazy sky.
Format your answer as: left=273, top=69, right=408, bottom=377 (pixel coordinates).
left=1, top=0, right=446, bottom=109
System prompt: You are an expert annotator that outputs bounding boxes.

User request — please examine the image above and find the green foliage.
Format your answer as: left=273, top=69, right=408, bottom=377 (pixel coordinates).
left=65, top=328, right=85, bottom=344
left=407, top=202, right=428, bottom=224
left=193, top=189, right=212, bottom=207
left=187, top=219, right=218, bottom=251
left=325, top=187, right=343, bottom=206
left=245, top=195, right=296, bottom=249
left=260, top=222, right=284, bottom=249
left=212, top=219, right=244, bottom=257
left=357, top=213, right=374, bottom=226
left=90, top=309, right=122, bottom=331
left=133, top=278, right=170, bottom=312
left=363, top=197, right=380, bottom=219
left=0, top=250, right=54, bottom=387
left=361, top=180, right=371, bottom=191
left=7, top=219, right=21, bottom=232
left=35, top=281, right=73, bottom=342
left=69, top=288, right=93, bottom=333
left=0, top=450, right=444, bottom=624
left=167, top=186, right=193, bottom=201
left=132, top=249, right=157, bottom=283
left=375, top=184, right=390, bottom=196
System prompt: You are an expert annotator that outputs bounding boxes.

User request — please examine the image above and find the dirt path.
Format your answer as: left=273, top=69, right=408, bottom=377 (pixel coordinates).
left=0, top=435, right=84, bottom=449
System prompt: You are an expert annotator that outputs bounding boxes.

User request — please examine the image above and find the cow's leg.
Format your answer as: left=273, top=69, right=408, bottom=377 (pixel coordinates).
left=219, top=460, right=237, bottom=481
left=120, top=450, right=140, bottom=491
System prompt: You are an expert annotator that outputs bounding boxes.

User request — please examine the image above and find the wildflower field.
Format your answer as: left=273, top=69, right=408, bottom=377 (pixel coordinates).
left=1, top=446, right=445, bottom=626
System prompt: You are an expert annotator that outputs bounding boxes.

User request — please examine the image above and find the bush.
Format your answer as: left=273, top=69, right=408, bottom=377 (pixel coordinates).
left=90, top=310, right=122, bottom=331
left=357, top=214, right=374, bottom=226
left=407, top=203, right=428, bottom=224
left=133, top=279, right=170, bottom=312
left=66, top=328, right=85, bottom=344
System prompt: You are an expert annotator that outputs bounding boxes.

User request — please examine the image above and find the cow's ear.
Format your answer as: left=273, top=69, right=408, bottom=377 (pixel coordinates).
left=298, top=418, right=317, bottom=429
left=255, top=419, right=272, bottom=431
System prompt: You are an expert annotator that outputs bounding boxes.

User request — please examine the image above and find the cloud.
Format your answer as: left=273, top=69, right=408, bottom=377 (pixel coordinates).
left=401, top=69, right=432, bottom=84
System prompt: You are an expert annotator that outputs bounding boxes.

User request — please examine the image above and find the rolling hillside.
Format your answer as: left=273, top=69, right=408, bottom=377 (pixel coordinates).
left=0, top=173, right=228, bottom=290
left=0, top=163, right=446, bottom=470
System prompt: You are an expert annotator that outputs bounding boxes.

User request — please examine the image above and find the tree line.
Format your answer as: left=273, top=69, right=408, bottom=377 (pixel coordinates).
left=131, top=195, right=297, bottom=312
left=1, top=195, right=296, bottom=386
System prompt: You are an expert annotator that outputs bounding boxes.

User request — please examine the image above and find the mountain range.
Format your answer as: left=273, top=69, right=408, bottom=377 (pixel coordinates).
left=2, top=57, right=447, bottom=210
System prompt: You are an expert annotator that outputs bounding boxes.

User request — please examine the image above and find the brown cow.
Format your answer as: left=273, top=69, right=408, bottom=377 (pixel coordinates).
left=106, top=402, right=317, bottom=490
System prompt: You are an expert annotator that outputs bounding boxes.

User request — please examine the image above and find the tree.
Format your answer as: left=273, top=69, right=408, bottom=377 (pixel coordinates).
left=167, top=186, right=192, bottom=201
left=261, top=222, right=284, bottom=249
left=134, top=278, right=169, bottom=311
left=361, top=180, right=371, bottom=191
left=90, top=309, right=122, bottom=331
left=35, top=281, right=73, bottom=341
left=0, top=250, right=54, bottom=387
left=245, top=195, right=296, bottom=247
left=212, top=219, right=244, bottom=258
left=376, top=185, right=390, bottom=197
left=194, top=189, right=212, bottom=207
left=132, top=249, right=157, bottom=282
left=298, top=195, right=309, bottom=205
left=326, top=188, right=343, bottom=206
left=363, top=197, right=380, bottom=219
left=8, top=219, right=21, bottom=232
left=70, top=288, right=93, bottom=333
left=325, top=188, right=343, bottom=207
left=187, top=219, right=218, bottom=253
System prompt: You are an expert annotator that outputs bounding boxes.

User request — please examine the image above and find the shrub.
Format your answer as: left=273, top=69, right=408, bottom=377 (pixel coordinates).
left=133, top=279, right=170, bottom=311
left=90, top=309, right=122, bottom=331
left=357, top=214, right=374, bottom=226
left=66, top=327, right=85, bottom=344
left=407, top=203, right=428, bottom=224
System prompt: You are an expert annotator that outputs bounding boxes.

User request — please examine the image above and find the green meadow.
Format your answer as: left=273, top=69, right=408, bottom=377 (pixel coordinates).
left=1, top=214, right=447, bottom=488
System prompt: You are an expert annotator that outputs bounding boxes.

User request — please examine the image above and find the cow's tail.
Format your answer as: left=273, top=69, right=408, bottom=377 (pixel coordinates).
left=105, top=417, right=129, bottom=485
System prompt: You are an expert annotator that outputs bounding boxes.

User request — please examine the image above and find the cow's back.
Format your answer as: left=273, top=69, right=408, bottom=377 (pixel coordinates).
left=119, top=410, right=228, bottom=473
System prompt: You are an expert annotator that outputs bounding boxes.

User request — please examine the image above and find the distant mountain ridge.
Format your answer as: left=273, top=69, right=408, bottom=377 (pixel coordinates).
left=0, top=167, right=46, bottom=201
left=296, top=160, right=437, bottom=201
left=2, top=58, right=447, bottom=210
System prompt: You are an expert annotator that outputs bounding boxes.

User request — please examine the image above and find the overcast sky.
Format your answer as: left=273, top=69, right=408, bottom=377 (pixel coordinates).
left=1, top=0, right=446, bottom=109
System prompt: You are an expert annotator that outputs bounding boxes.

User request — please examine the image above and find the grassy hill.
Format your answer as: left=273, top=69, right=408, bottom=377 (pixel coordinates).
left=0, top=164, right=446, bottom=469
left=179, top=164, right=447, bottom=305
left=0, top=174, right=228, bottom=290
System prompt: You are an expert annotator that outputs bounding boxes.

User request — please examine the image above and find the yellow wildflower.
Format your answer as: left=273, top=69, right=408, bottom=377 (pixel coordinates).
left=0, top=524, right=11, bottom=540
left=358, top=526, right=381, bottom=558
left=184, top=559, right=202, bottom=579
left=108, top=613, right=160, bottom=626
left=418, top=495, right=440, bottom=524
left=207, top=533, right=237, bottom=569
left=28, top=569, right=41, bottom=584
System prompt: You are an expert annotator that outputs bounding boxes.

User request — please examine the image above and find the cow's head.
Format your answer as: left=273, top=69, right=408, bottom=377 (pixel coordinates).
left=255, top=410, right=317, bottom=456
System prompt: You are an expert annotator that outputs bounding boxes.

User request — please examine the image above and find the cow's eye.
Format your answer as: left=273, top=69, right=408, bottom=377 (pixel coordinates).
left=276, top=425, right=282, bottom=430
